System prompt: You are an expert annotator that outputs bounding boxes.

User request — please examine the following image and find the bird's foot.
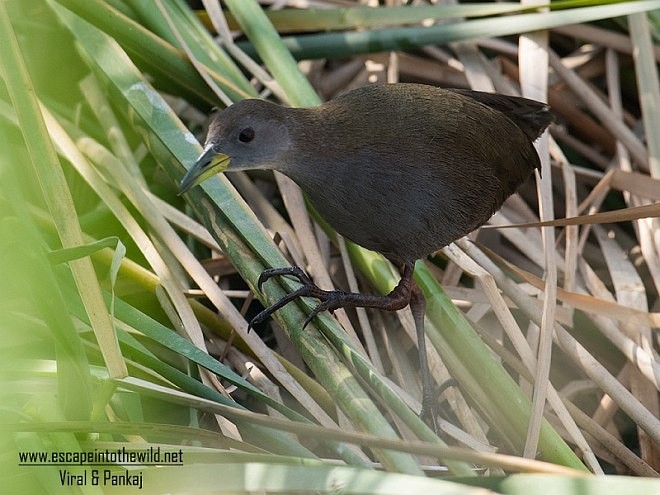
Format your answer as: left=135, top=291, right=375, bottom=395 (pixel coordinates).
left=249, top=265, right=413, bottom=330
left=249, top=266, right=353, bottom=330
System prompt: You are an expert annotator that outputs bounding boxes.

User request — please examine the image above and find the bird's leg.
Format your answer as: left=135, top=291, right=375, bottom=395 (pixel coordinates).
left=252, top=263, right=440, bottom=432
left=410, top=284, right=440, bottom=433
left=249, top=264, right=415, bottom=330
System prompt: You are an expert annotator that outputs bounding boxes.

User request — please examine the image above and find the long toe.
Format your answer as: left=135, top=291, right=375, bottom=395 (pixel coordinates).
left=301, top=298, right=337, bottom=329
left=257, top=266, right=312, bottom=290
left=248, top=285, right=317, bottom=330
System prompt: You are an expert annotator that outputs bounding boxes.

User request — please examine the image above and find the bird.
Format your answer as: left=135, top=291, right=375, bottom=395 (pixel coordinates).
left=178, top=83, right=554, bottom=428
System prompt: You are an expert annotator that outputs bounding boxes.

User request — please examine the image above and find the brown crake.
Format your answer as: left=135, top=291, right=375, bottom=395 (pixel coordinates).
left=181, top=84, right=551, bottom=264
left=179, top=83, right=554, bottom=427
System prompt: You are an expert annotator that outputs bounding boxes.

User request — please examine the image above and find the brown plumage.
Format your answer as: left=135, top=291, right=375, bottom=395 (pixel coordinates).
left=179, top=83, right=553, bottom=428
left=184, top=84, right=552, bottom=264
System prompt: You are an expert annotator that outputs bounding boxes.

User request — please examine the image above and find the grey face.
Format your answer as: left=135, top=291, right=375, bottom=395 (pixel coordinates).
left=203, top=99, right=292, bottom=171
left=178, top=99, right=292, bottom=194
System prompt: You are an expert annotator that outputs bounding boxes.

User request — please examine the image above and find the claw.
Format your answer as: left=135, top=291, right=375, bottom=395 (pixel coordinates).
left=256, top=273, right=269, bottom=291
left=247, top=312, right=267, bottom=333
left=257, top=269, right=280, bottom=291
left=301, top=301, right=330, bottom=329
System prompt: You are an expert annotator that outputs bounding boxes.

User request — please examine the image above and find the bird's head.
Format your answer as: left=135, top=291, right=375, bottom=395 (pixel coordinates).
left=178, top=99, right=292, bottom=194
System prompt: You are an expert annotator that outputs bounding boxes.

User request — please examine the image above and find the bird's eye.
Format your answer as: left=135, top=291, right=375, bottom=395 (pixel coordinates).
left=238, top=127, right=255, bottom=143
